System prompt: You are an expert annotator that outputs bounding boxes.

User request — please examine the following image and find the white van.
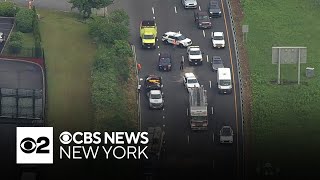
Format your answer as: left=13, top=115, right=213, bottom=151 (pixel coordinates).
left=217, top=68, right=232, bottom=94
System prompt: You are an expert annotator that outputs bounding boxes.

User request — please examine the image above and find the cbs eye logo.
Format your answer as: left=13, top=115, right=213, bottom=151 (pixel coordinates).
left=59, top=131, right=72, bottom=144
left=16, top=127, right=53, bottom=164
left=20, top=137, right=50, bottom=154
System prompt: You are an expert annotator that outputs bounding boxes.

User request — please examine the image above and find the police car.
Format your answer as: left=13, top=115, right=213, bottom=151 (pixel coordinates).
left=161, top=32, right=192, bottom=47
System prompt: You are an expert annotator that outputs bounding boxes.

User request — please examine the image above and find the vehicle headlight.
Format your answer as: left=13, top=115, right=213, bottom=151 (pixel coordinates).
left=199, top=23, right=203, bottom=25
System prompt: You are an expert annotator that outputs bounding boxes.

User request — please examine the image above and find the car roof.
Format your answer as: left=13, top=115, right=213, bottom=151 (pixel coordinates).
left=197, top=11, right=209, bottom=15
left=184, top=73, right=196, bottom=79
left=159, top=52, right=171, bottom=58
left=150, top=90, right=161, bottom=94
left=165, top=31, right=182, bottom=37
left=212, top=56, right=222, bottom=60
left=214, top=32, right=224, bottom=36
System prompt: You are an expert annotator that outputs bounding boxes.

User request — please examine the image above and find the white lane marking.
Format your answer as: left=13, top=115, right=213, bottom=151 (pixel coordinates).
left=187, top=108, right=189, bottom=116
left=211, top=31, right=214, bottom=38
left=212, top=133, right=215, bottom=143
left=178, top=31, right=180, bottom=34
left=152, top=7, right=155, bottom=14
left=158, top=53, right=160, bottom=56
left=139, top=93, right=141, bottom=132
left=211, top=107, right=214, bottom=114
left=182, top=56, right=185, bottom=62
left=198, top=6, right=201, bottom=11
left=163, top=116, right=165, bottom=119
left=209, top=80, right=212, bottom=88
left=202, top=30, right=205, bottom=37
left=163, top=108, right=165, bottom=111
left=157, top=45, right=160, bottom=48
left=213, top=160, right=215, bottom=168
left=153, top=16, right=156, bottom=19
left=206, top=55, right=209, bottom=62
left=187, top=135, right=190, bottom=144
left=174, top=6, right=177, bottom=13
left=163, top=124, right=165, bottom=128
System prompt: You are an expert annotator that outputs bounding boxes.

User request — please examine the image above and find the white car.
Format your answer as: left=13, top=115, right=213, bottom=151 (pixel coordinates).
left=187, top=46, right=203, bottom=65
left=0, top=32, right=5, bottom=43
left=162, top=31, right=192, bottom=47
left=148, top=90, right=164, bottom=109
left=182, top=0, right=198, bottom=9
left=219, top=126, right=234, bottom=144
left=211, top=32, right=225, bottom=48
left=183, top=73, right=200, bottom=91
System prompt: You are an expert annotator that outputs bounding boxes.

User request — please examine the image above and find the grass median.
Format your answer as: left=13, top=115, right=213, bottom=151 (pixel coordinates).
left=243, top=0, right=320, bottom=170
left=38, top=9, right=96, bottom=132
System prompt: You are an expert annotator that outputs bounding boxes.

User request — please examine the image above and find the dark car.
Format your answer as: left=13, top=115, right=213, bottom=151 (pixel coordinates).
left=194, top=11, right=212, bottom=29
left=211, top=56, right=224, bottom=71
left=208, top=0, right=221, bottom=17
left=158, top=52, right=172, bottom=71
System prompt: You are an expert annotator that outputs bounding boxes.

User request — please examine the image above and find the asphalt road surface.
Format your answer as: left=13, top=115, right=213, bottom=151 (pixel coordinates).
left=117, top=0, right=243, bottom=179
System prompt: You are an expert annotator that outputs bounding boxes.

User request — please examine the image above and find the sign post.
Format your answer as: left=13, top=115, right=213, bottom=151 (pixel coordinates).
left=272, top=47, right=307, bottom=85
left=242, top=25, right=249, bottom=43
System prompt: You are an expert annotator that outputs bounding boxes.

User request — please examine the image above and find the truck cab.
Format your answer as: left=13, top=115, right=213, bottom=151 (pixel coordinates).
left=140, top=20, right=157, bottom=49
left=217, top=68, right=232, bottom=94
left=187, top=46, right=203, bottom=65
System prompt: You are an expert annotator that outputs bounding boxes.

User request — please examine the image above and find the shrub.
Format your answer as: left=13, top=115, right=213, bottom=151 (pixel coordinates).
left=9, top=31, right=23, bottom=42
left=0, top=2, right=17, bottom=17
left=16, top=8, right=34, bottom=33
left=8, top=40, right=22, bottom=54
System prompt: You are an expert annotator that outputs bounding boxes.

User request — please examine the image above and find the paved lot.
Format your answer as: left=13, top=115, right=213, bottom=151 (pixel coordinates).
left=0, top=17, right=14, bottom=52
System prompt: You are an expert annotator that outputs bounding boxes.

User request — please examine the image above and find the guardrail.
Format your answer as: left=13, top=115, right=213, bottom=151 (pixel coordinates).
left=225, top=0, right=246, bottom=179
left=131, top=44, right=141, bottom=132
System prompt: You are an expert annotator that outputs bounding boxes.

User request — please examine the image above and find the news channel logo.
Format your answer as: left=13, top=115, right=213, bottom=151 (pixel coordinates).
left=16, top=127, right=53, bottom=164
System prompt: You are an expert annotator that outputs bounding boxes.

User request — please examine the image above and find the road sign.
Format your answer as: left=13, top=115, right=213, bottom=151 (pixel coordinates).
left=272, top=47, right=307, bottom=85
left=242, top=25, right=249, bottom=33
left=272, top=47, right=307, bottom=64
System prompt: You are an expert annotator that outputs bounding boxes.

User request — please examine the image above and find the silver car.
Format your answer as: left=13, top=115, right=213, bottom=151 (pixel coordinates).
left=211, top=56, right=224, bottom=71
left=182, top=0, right=198, bottom=9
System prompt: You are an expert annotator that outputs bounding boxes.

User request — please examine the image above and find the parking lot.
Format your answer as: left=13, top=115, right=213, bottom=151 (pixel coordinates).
left=0, top=17, right=14, bottom=52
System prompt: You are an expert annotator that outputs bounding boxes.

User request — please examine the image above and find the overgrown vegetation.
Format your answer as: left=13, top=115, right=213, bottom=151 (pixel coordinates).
left=69, top=0, right=113, bottom=18
left=242, top=0, right=320, bottom=170
left=16, top=8, right=34, bottom=33
left=0, top=1, right=18, bottom=17
left=89, top=9, right=137, bottom=131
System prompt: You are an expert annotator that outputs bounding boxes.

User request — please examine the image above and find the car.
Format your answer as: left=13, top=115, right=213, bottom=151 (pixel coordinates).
left=211, top=56, right=224, bottom=71
left=149, top=90, right=164, bottom=109
left=219, top=126, right=234, bottom=144
left=158, top=52, right=172, bottom=71
left=194, top=11, right=212, bottom=29
left=181, top=0, right=197, bottom=9
left=162, top=31, right=192, bottom=47
left=187, top=46, right=203, bottom=65
left=208, top=0, right=222, bottom=17
left=211, top=32, right=225, bottom=48
left=183, top=73, right=200, bottom=92
left=0, top=32, right=5, bottom=43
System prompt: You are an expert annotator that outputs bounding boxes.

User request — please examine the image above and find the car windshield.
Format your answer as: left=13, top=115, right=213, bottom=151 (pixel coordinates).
left=199, top=15, right=209, bottom=20
left=214, top=36, right=224, bottom=40
left=177, top=35, right=186, bottom=40
left=188, top=79, right=198, bottom=84
left=213, top=59, right=222, bottom=64
left=144, top=35, right=154, bottom=39
left=160, top=58, right=171, bottom=64
left=221, top=128, right=232, bottom=136
left=150, top=94, right=162, bottom=99
left=220, top=80, right=231, bottom=86
left=190, top=50, right=201, bottom=55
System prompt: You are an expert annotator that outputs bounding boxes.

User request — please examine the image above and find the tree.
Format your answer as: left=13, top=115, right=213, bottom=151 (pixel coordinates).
left=16, top=8, right=34, bottom=33
left=69, top=0, right=114, bottom=18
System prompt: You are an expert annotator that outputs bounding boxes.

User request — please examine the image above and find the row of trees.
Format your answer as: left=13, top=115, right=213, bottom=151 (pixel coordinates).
left=89, top=10, right=136, bottom=131
left=69, top=0, right=114, bottom=18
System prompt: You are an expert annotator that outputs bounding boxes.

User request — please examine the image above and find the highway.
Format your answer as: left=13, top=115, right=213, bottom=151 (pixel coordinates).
left=118, top=0, right=243, bottom=179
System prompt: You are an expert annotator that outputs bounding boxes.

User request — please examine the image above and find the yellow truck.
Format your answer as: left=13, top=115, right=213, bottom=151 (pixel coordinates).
left=140, top=20, right=157, bottom=49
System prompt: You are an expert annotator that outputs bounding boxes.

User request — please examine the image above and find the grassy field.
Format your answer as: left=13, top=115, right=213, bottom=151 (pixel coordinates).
left=38, top=9, right=96, bottom=132
left=242, top=0, right=320, bottom=168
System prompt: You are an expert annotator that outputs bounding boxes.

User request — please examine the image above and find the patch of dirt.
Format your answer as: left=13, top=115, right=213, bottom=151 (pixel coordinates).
left=228, top=0, right=254, bottom=177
